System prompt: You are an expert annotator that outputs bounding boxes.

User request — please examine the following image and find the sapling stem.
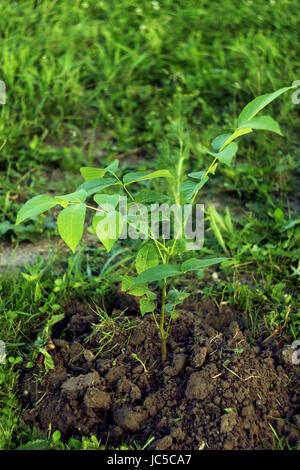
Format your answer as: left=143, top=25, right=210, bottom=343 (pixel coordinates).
left=160, top=277, right=168, bottom=362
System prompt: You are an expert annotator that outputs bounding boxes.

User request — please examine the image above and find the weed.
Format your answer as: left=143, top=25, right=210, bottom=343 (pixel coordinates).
left=86, top=304, right=137, bottom=357
left=269, top=423, right=299, bottom=450
left=131, top=353, right=150, bottom=375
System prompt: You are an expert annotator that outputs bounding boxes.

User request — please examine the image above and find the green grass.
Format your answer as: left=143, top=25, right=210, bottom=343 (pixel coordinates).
left=1, top=0, right=299, bottom=168
left=0, top=0, right=299, bottom=450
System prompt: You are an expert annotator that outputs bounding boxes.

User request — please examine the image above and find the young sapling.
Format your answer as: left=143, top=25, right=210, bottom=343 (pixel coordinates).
left=16, top=86, right=292, bottom=362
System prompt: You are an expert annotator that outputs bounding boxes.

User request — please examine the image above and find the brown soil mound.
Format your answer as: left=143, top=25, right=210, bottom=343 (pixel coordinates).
left=19, top=298, right=300, bottom=450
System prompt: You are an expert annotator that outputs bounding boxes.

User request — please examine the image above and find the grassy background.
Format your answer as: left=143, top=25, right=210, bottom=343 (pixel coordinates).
left=0, top=0, right=299, bottom=449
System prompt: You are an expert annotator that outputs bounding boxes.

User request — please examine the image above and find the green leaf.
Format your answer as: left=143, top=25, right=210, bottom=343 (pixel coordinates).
left=46, top=314, right=65, bottom=330
left=0, top=221, right=13, bottom=235
left=34, top=282, right=42, bottom=302
left=121, top=275, right=134, bottom=292
left=238, top=115, right=282, bottom=135
left=166, top=239, right=186, bottom=255
left=188, top=171, right=206, bottom=180
left=80, top=167, right=107, bottom=181
left=181, top=257, right=227, bottom=273
left=281, top=218, right=300, bottom=232
left=94, top=194, right=120, bottom=209
left=105, top=160, right=119, bottom=175
left=134, top=264, right=181, bottom=285
left=135, top=190, right=168, bottom=204
left=238, top=86, right=291, bottom=126
left=16, top=194, right=57, bottom=225
left=92, top=213, right=106, bottom=233
left=52, top=430, right=62, bottom=443
left=80, top=161, right=119, bottom=182
left=129, top=286, right=149, bottom=297
left=211, top=142, right=238, bottom=167
left=147, top=290, right=157, bottom=300
left=193, top=177, right=209, bottom=195
left=180, top=177, right=209, bottom=202
left=21, top=272, right=39, bottom=282
left=17, top=440, right=52, bottom=450
left=167, top=288, right=190, bottom=305
left=211, top=133, right=232, bottom=152
left=180, top=180, right=196, bottom=201
left=273, top=207, right=285, bottom=224
left=140, top=298, right=156, bottom=316
left=123, top=169, right=172, bottom=185
left=136, top=243, right=159, bottom=274
left=57, top=203, right=86, bottom=253
left=95, top=211, right=124, bottom=253
left=210, top=88, right=291, bottom=155
left=55, top=189, right=87, bottom=204
left=39, top=348, right=55, bottom=371
left=77, top=177, right=118, bottom=197
left=121, top=275, right=148, bottom=296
